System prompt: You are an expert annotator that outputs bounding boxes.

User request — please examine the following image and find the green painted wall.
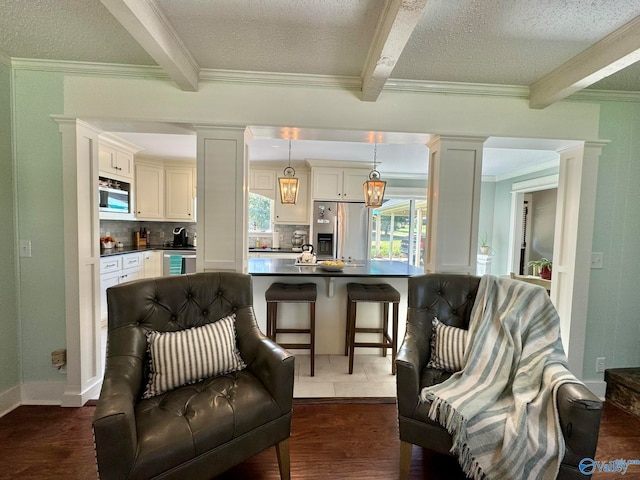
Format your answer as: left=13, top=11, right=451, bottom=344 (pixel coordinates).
left=0, top=59, right=20, bottom=393
left=6, top=64, right=640, bottom=393
left=583, top=101, right=640, bottom=381
left=13, top=69, right=66, bottom=383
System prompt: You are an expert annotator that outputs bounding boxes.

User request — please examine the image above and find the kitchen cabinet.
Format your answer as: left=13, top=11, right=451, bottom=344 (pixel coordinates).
left=143, top=251, right=163, bottom=278
left=165, top=167, right=195, bottom=221
left=99, top=253, right=143, bottom=326
left=311, top=167, right=368, bottom=201
left=134, top=159, right=196, bottom=222
left=250, top=170, right=276, bottom=191
left=135, top=162, right=164, bottom=220
left=274, top=172, right=309, bottom=224
left=99, top=143, right=135, bottom=181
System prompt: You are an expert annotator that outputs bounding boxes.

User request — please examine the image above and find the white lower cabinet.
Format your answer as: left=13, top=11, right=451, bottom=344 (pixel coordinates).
left=143, top=251, right=163, bottom=278
left=99, top=253, right=143, bottom=327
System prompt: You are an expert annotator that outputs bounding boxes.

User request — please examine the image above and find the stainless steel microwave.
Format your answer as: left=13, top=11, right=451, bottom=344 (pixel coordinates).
left=99, top=185, right=130, bottom=213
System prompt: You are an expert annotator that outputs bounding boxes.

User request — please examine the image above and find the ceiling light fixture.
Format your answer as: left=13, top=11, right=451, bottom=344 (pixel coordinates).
left=278, top=140, right=299, bottom=205
left=363, top=143, right=386, bottom=208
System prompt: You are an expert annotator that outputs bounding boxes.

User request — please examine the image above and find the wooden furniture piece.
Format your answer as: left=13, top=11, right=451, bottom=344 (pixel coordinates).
left=345, top=283, right=400, bottom=375
left=510, top=272, right=551, bottom=294
left=266, top=282, right=318, bottom=376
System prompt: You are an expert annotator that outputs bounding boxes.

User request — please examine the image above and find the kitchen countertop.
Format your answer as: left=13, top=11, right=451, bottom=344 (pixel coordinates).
left=248, top=247, right=299, bottom=253
left=247, top=258, right=424, bottom=277
left=100, top=245, right=196, bottom=257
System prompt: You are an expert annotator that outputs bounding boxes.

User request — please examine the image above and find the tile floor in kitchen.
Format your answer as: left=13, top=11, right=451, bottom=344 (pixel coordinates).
left=292, top=353, right=396, bottom=398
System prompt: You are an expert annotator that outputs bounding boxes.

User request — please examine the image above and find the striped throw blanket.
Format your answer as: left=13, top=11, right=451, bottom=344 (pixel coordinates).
left=420, top=275, right=582, bottom=480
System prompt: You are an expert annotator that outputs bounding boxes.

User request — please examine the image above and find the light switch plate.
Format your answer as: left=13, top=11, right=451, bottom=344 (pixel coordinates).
left=19, top=240, right=32, bottom=258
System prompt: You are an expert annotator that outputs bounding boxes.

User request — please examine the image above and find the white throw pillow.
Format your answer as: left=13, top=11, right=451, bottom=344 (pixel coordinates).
left=143, top=314, right=246, bottom=399
left=427, top=317, right=468, bottom=373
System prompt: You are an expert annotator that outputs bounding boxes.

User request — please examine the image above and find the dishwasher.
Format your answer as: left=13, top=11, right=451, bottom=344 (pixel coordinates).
left=162, top=250, right=197, bottom=276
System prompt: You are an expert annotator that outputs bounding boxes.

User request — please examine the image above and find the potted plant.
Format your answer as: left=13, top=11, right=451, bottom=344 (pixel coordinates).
left=479, top=233, right=494, bottom=255
left=527, top=258, right=552, bottom=279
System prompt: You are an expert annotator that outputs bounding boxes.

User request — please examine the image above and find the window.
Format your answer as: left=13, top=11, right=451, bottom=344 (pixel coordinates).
left=371, top=198, right=426, bottom=266
left=248, top=192, right=273, bottom=231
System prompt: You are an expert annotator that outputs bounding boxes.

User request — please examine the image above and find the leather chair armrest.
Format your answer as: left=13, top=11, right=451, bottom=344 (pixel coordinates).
left=240, top=323, right=295, bottom=413
left=93, top=357, right=141, bottom=480
left=556, top=382, right=604, bottom=466
left=396, top=324, right=431, bottom=418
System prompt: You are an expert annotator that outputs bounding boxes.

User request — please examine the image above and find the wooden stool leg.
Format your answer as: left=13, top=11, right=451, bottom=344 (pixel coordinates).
left=266, top=302, right=273, bottom=339
left=310, top=301, right=315, bottom=377
left=349, top=301, right=357, bottom=374
left=392, top=302, right=399, bottom=375
left=271, top=303, right=279, bottom=341
left=382, top=302, right=389, bottom=357
left=344, top=295, right=351, bottom=356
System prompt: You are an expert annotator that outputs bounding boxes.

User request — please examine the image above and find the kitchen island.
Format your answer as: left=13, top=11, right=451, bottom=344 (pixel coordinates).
left=247, top=258, right=424, bottom=356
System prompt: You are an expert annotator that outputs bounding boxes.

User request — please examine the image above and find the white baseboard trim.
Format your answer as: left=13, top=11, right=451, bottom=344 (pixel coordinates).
left=62, top=378, right=102, bottom=407
left=0, top=385, right=21, bottom=418
left=21, top=381, right=66, bottom=405
left=583, top=380, right=607, bottom=400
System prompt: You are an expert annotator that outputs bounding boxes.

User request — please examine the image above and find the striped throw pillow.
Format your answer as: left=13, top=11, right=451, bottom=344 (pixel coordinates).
left=427, top=317, right=468, bottom=373
left=142, top=314, right=246, bottom=399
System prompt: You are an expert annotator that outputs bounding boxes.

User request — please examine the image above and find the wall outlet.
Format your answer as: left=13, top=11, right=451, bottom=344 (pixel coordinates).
left=595, top=357, right=606, bottom=373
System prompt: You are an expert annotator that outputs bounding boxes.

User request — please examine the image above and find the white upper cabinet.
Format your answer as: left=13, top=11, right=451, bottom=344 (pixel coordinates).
left=98, top=135, right=139, bottom=181
left=274, top=172, right=308, bottom=224
left=165, top=167, right=195, bottom=221
left=250, top=170, right=276, bottom=191
left=134, top=159, right=196, bottom=222
left=312, top=167, right=369, bottom=201
left=135, top=162, right=164, bottom=220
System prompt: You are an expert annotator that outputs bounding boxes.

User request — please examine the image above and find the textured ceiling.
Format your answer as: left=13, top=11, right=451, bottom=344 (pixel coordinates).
left=1, top=0, right=638, bottom=176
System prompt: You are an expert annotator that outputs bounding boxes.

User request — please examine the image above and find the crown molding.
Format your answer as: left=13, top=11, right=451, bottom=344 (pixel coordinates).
left=199, top=68, right=362, bottom=90
left=493, top=159, right=559, bottom=183
left=5, top=58, right=640, bottom=103
left=568, top=88, right=640, bottom=103
left=10, top=58, right=170, bottom=79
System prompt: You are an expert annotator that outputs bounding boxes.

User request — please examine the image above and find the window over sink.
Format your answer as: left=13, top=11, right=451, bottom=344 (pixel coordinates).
left=248, top=192, right=273, bottom=232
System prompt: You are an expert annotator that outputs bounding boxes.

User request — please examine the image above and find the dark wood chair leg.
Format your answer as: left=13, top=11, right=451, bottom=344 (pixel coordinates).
left=275, top=437, right=291, bottom=480
left=310, top=301, right=315, bottom=377
left=344, top=295, right=351, bottom=356
left=382, top=302, right=389, bottom=357
left=349, top=301, right=357, bottom=374
left=399, top=440, right=412, bottom=480
left=392, top=302, right=399, bottom=375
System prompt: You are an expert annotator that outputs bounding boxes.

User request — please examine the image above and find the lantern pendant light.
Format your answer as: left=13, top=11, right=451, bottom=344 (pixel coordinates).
left=278, top=140, right=299, bottom=205
left=363, top=143, right=386, bottom=208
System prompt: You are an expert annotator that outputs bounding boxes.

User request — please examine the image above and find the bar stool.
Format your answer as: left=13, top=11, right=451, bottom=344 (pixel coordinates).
left=345, top=283, right=400, bottom=375
left=265, top=282, right=317, bottom=376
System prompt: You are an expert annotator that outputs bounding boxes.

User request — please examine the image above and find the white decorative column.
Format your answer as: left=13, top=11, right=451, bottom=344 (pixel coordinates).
left=195, top=125, right=248, bottom=272
left=53, top=116, right=103, bottom=407
left=552, top=141, right=606, bottom=374
left=425, top=135, right=486, bottom=274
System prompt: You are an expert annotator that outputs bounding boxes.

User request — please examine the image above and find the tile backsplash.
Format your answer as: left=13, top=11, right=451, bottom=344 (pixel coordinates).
left=249, top=225, right=310, bottom=249
left=100, top=220, right=197, bottom=247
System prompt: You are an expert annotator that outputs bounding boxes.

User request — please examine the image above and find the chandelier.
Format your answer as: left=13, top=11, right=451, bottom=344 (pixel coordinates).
left=363, top=143, right=386, bottom=208
left=278, top=140, right=299, bottom=205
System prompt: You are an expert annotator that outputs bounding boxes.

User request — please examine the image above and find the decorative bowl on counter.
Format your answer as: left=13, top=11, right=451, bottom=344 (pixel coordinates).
left=101, top=241, right=114, bottom=249
left=318, top=260, right=345, bottom=272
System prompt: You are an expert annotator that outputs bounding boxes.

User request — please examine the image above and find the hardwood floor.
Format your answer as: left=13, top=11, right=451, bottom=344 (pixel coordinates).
left=0, top=401, right=638, bottom=479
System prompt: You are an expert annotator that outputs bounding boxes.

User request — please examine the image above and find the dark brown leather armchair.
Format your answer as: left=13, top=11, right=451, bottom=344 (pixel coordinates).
left=396, top=273, right=603, bottom=480
left=93, top=272, right=294, bottom=480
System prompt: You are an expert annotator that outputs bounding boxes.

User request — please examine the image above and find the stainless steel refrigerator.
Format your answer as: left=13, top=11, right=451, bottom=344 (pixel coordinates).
left=312, top=201, right=370, bottom=260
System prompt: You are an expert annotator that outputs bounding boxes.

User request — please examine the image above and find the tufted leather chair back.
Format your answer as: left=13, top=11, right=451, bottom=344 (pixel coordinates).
left=105, top=272, right=258, bottom=397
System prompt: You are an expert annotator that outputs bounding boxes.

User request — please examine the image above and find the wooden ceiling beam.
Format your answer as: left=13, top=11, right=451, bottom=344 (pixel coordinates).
left=529, top=16, right=640, bottom=109
left=360, top=0, right=429, bottom=102
left=100, top=0, right=200, bottom=91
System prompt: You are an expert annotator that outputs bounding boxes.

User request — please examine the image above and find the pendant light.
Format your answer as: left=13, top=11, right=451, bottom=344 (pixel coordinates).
left=363, top=143, right=386, bottom=208
left=278, top=139, right=299, bottom=205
